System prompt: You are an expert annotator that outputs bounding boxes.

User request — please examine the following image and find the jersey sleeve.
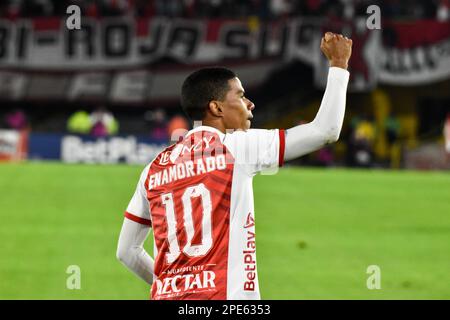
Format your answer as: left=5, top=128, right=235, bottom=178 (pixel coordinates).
left=223, top=128, right=285, bottom=175
left=125, top=164, right=152, bottom=226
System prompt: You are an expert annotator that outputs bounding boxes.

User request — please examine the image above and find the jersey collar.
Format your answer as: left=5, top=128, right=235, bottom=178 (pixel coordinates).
left=186, top=125, right=225, bottom=140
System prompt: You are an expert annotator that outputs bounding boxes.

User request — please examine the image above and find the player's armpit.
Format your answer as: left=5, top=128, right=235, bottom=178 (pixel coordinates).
left=117, top=218, right=154, bottom=285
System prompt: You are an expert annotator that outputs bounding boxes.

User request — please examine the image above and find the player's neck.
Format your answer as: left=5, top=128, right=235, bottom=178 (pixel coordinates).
left=199, top=119, right=226, bottom=134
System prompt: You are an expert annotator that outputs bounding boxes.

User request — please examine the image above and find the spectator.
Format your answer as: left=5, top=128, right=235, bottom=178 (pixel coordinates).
left=347, top=116, right=376, bottom=167
left=385, top=112, right=400, bottom=146
left=167, top=114, right=190, bottom=142
left=270, top=0, right=292, bottom=18
left=154, top=0, right=182, bottom=17
left=315, top=145, right=335, bottom=167
left=135, top=0, right=155, bottom=17
left=89, top=106, right=119, bottom=137
left=67, top=110, right=92, bottom=134
left=98, top=0, right=130, bottom=16
left=5, top=109, right=28, bottom=130
left=145, top=108, right=169, bottom=142
left=437, top=0, right=450, bottom=21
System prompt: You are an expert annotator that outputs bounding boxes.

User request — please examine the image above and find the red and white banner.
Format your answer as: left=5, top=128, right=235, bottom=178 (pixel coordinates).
left=0, top=17, right=448, bottom=102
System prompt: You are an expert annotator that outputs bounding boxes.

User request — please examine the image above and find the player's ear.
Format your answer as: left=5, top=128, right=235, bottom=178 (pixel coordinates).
left=208, top=100, right=223, bottom=117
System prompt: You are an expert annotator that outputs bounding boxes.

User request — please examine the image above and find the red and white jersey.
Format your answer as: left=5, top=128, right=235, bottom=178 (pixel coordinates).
left=125, top=126, right=285, bottom=300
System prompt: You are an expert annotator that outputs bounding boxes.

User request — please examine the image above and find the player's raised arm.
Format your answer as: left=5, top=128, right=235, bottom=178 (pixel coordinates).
left=284, top=32, right=352, bottom=161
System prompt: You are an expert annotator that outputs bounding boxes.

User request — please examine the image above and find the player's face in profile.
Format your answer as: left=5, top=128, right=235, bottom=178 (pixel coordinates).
left=221, top=77, right=255, bottom=131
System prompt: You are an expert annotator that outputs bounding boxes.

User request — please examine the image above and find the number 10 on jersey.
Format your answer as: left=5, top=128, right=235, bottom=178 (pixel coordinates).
left=161, top=183, right=213, bottom=263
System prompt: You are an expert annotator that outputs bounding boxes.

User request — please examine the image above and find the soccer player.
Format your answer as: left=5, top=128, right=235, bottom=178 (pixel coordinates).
left=117, top=32, right=352, bottom=300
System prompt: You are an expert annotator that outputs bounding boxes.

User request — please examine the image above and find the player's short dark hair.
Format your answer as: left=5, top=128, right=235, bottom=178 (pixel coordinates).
left=181, top=67, right=237, bottom=121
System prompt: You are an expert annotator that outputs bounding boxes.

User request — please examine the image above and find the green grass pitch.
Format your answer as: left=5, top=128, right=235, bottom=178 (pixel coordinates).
left=0, top=162, right=449, bottom=299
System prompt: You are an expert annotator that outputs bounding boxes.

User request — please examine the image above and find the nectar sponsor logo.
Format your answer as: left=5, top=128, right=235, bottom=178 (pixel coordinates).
left=154, top=270, right=216, bottom=298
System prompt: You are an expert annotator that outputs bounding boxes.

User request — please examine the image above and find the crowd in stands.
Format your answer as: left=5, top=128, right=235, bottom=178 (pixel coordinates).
left=0, top=0, right=448, bottom=20
left=65, top=107, right=189, bottom=141
left=1, top=106, right=190, bottom=143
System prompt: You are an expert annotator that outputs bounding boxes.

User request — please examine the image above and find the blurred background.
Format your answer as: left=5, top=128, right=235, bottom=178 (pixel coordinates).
left=0, top=0, right=448, bottom=168
left=0, top=0, right=449, bottom=300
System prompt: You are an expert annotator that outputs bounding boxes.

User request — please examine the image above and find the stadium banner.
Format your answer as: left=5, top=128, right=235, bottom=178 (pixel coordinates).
left=0, top=129, right=28, bottom=162
left=28, top=133, right=166, bottom=164
left=0, top=17, right=448, bottom=101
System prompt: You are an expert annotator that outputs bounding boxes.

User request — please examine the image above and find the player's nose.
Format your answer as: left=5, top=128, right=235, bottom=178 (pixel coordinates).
left=247, top=100, right=255, bottom=111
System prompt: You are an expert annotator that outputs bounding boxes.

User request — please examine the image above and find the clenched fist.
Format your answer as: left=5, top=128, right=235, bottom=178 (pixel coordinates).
left=320, top=32, right=352, bottom=70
